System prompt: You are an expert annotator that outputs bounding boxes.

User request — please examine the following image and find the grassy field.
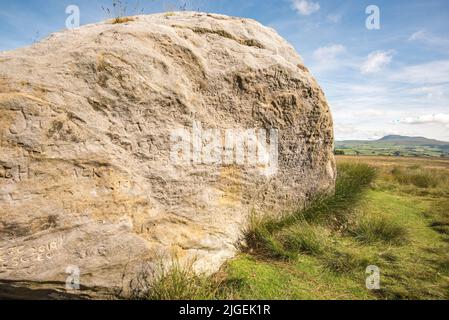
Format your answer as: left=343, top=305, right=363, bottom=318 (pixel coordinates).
left=127, top=156, right=449, bottom=300
left=335, top=142, right=448, bottom=157
left=335, top=136, right=449, bottom=157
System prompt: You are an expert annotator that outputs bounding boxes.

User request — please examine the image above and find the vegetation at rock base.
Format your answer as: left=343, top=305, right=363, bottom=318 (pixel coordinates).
left=125, top=156, right=449, bottom=300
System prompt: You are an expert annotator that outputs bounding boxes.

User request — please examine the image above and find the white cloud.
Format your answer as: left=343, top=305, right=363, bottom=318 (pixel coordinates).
left=291, top=0, right=320, bottom=16
left=408, top=85, right=447, bottom=99
left=334, top=123, right=356, bottom=135
left=333, top=123, right=414, bottom=141
left=390, top=60, right=449, bottom=84
left=325, top=73, right=449, bottom=141
left=343, top=84, right=387, bottom=95
left=360, top=50, right=394, bottom=74
left=353, top=109, right=387, bottom=117
left=409, top=30, right=427, bottom=41
left=400, top=113, right=449, bottom=128
left=310, top=44, right=350, bottom=73
left=409, top=29, right=449, bottom=48
left=313, top=44, right=346, bottom=61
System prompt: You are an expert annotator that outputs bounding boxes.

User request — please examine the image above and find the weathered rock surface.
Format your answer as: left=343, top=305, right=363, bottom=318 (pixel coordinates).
left=0, top=12, right=335, bottom=298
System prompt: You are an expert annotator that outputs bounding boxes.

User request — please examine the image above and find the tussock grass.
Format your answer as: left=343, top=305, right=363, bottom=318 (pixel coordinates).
left=244, top=162, right=377, bottom=259
left=427, top=199, right=449, bottom=237
left=312, top=162, right=377, bottom=225
left=373, top=162, right=449, bottom=197
left=300, top=162, right=376, bottom=227
left=244, top=216, right=292, bottom=260
left=277, top=224, right=328, bottom=256
left=126, top=259, right=232, bottom=300
left=350, top=215, right=408, bottom=245
left=322, top=250, right=368, bottom=274
left=391, top=166, right=445, bottom=188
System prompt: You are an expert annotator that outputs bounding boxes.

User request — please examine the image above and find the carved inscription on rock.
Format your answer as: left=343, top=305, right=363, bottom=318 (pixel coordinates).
left=0, top=238, right=63, bottom=269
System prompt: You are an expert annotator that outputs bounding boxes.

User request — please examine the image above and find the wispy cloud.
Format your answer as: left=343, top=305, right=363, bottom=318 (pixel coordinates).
left=400, top=113, right=449, bottom=129
left=353, top=109, right=388, bottom=117
left=409, top=30, right=427, bottom=41
left=309, top=44, right=351, bottom=73
left=360, top=50, right=394, bottom=74
left=409, top=29, right=449, bottom=49
left=407, top=85, right=448, bottom=99
left=313, top=44, right=346, bottom=61
left=390, top=60, right=449, bottom=84
left=291, top=0, right=320, bottom=16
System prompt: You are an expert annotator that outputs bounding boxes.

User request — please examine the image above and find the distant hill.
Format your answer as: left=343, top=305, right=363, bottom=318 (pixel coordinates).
left=335, top=135, right=449, bottom=157
left=377, top=135, right=449, bottom=146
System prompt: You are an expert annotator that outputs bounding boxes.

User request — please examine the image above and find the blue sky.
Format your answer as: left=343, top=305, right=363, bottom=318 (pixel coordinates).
left=1, top=0, right=449, bottom=140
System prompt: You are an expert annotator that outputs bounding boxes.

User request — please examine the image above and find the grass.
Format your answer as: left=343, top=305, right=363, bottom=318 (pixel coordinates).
left=125, top=156, right=449, bottom=300
left=350, top=215, right=408, bottom=245
left=110, top=16, right=135, bottom=24
left=427, top=199, right=449, bottom=237
left=277, top=224, right=328, bottom=256
left=102, top=0, right=142, bottom=24
left=122, top=259, right=231, bottom=300
left=244, top=162, right=377, bottom=260
left=391, top=166, right=445, bottom=188
left=335, top=140, right=449, bottom=157
left=321, top=249, right=369, bottom=274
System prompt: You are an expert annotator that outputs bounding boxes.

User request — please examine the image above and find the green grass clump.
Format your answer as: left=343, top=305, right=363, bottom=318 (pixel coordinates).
left=316, top=162, right=377, bottom=225
left=391, top=167, right=442, bottom=188
left=126, top=260, right=227, bottom=300
left=277, top=224, right=328, bottom=256
left=297, top=162, right=377, bottom=227
left=244, top=162, right=376, bottom=258
left=244, top=215, right=293, bottom=260
left=427, top=199, right=449, bottom=237
left=321, top=250, right=366, bottom=274
left=350, top=215, right=408, bottom=245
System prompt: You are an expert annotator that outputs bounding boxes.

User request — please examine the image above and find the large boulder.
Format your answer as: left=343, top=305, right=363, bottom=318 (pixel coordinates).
left=0, top=12, right=335, bottom=298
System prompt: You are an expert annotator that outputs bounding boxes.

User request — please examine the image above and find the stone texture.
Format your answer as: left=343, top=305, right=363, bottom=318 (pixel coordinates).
left=0, top=12, right=335, bottom=298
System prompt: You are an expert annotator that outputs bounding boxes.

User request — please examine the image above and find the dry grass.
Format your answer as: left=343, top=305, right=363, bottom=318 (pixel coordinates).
left=336, top=155, right=449, bottom=170
left=390, top=166, right=448, bottom=188
left=109, top=16, right=135, bottom=24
